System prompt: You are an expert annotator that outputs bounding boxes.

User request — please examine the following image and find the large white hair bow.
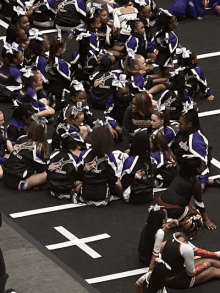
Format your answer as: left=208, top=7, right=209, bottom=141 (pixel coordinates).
left=29, top=28, right=44, bottom=41
left=13, top=6, right=26, bottom=16
left=4, top=42, right=19, bottom=54
left=71, top=80, right=85, bottom=92
left=20, top=67, right=34, bottom=78
left=182, top=101, right=194, bottom=115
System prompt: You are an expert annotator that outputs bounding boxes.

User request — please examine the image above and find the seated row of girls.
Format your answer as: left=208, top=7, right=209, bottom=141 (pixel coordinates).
left=121, top=130, right=177, bottom=204
left=168, top=0, right=220, bottom=20
left=2, top=121, right=48, bottom=190
left=149, top=48, right=214, bottom=101
left=136, top=208, right=220, bottom=292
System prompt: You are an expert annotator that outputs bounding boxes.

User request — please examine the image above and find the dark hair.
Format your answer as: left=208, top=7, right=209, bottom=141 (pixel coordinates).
left=21, top=70, right=39, bottom=88
left=87, top=15, right=100, bottom=31
left=48, top=39, right=66, bottom=64
left=12, top=103, right=35, bottom=122
left=177, top=51, right=196, bottom=68
left=153, top=109, right=170, bottom=128
left=130, top=131, right=152, bottom=181
left=179, top=156, right=203, bottom=179
left=6, top=25, right=21, bottom=43
left=61, top=136, right=77, bottom=151
left=91, top=125, right=114, bottom=155
left=180, top=108, right=200, bottom=131
left=99, top=54, right=113, bottom=71
left=127, top=19, right=143, bottom=34
left=166, top=71, right=185, bottom=97
left=11, top=13, right=27, bottom=26
left=148, top=263, right=168, bottom=293
left=138, top=208, right=164, bottom=266
left=151, top=132, right=176, bottom=162
left=156, top=11, right=174, bottom=32
left=28, top=38, right=44, bottom=55
left=134, top=92, right=153, bottom=117
left=27, top=121, right=49, bottom=156
left=116, top=0, right=130, bottom=6
left=1, top=47, right=21, bottom=64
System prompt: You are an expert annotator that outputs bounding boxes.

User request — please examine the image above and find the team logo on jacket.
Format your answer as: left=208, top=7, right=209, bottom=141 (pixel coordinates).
left=94, top=75, right=112, bottom=88
left=163, top=96, right=176, bottom=110
left=84, top=155, right=108, bottom=173
left=48, top=158, right=73, bottom=174
left=179, top=141, right=189, bottom=151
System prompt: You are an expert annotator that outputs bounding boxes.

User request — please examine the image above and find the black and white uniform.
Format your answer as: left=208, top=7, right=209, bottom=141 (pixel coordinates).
left=159, top=174, right=205, bottom=220
left=46, top=149, right=78, bottom=196
left=162, top=233, right=196, bottom=288
left=122, top=105, right=151, bottom=150
left=77, top=148, right=118, bottom=206
left=90, top=70, right=116, bottom=109
left=55, top=0, right=86, bottom=29
left=121, top=155, right=157, bottom=204
left=0, top=64, right=22, bottom=102
left=3, top=143, right=46, bottom=190
left=32, top=0, right=56, bottom=26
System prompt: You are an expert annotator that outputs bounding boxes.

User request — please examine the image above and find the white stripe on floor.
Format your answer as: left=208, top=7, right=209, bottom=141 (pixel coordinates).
left=10, top=203, right=86, bottom=218
left=198, top=109, right=220, bottom=117
left=86, top=267, right=149, bottom=284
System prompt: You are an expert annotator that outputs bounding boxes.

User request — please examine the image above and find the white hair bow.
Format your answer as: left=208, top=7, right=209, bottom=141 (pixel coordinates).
left=71, top=103, right=83, bottom=118
left=13, top=6, right=26, bottom=16
left=93, top=119, right=111, bottom=129
left=112, top=74, right=128, bottom=88
left=176, top=47, right=192, bottom=59
left=20, top=67, right=34, bottom=78
left=31, top=114, right=48, bottom=124
left=29, top=28, right=44, bottom=41
left=71, top=80, right=85, bottom=92
left=159, top=8, right=173, bottom=17
left=127, top=48, right=136, bottom=60
left=148, top=204, right=164, bottom=212
left=182, top=101, right=194, bottom=115
left=4, top=42, right=19, bottom=54
left=76, top=32, right=91, bottom=41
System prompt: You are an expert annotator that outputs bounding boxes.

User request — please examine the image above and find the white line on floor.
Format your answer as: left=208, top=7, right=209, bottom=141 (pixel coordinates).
left=10, top=203, right=86, bottom=218
left=86, top=267, right=149, bottom=284
left=198, top=109, right=220, bottom=117
left=0, top=19, right=9, bottom=29
left=46, top=226, right=110, bottom=258
left=211, top=158, right=220, bottom=169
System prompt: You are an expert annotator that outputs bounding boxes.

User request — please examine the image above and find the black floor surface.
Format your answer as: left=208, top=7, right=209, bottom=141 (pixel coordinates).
left=1, top=1, right=220, bottom=292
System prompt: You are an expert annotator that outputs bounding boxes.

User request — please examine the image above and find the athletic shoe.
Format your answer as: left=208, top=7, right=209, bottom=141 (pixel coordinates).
left=213, top=178, right=220, bottom=187
left=72, top=193, right=79, bottom=204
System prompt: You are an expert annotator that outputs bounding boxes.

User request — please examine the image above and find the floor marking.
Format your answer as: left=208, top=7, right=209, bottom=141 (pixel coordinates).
left=46, top=226, right=110, bottom=258
left=197, top=52, right=220, bottom=59
left=198, top=109, right=220, bottom=117
left=10, top=203, right=86, bottom=218
left=211, top=158, right=220, bottom=170
left=86, top=267, right=149, bottom=284
left=0, top=19, right=9, bottom=29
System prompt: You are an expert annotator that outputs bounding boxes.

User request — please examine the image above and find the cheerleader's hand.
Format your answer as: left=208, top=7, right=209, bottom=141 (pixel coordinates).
left=197, top=17, right=203, bottom=20
left=204, top=219, right=217, bottom=230
left=207, top=95, right=214, bottom=101
left=115, top=126, right=122, bottom=134
left=68, top=33, right=73, bottom=40
left=167, top=219, right=179, bottom=229
left=109, top=127, right=118, bottom=139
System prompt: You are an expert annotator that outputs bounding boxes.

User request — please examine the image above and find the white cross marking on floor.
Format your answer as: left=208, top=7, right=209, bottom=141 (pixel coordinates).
left=46, top=226, right=111, bottom=258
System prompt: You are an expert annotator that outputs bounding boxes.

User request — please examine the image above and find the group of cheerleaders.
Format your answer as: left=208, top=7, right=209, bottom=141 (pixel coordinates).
left=0, top=0, right=220, bottom=291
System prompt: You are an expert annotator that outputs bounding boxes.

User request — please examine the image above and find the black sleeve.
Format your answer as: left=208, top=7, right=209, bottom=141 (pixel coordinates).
left=122, top=106, right=133, bottom=151
left=7, top=125, right=20, bottom=143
